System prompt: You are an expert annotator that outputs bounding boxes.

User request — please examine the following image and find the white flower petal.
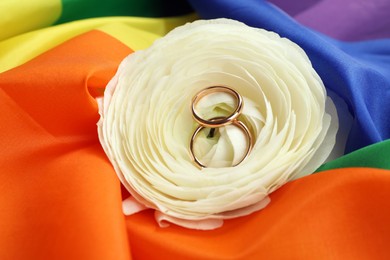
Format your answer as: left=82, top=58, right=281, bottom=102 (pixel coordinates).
left=97, top=18, right=339, bottom=230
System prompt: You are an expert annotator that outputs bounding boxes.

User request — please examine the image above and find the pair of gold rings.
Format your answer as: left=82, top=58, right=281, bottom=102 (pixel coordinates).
left=189, top=86, right=253, bottom=168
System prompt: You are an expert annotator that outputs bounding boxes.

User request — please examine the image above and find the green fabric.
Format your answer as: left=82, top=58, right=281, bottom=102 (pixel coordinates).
left=316, top=139, right=390, bottom=172
left=56, top=0, right=193, bottom=24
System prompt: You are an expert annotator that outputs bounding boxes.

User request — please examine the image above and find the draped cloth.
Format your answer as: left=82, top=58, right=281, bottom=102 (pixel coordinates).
left=1, top=0, right=390, bottom=259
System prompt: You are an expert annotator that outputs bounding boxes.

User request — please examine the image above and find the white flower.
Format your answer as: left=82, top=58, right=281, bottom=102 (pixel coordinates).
left=97, top=19, right=338, bottom=230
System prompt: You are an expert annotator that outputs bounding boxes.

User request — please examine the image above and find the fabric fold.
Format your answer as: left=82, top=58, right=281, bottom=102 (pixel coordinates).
left=0, top=30, right=134, bottom=260
left=125, top=168, right=390, bottom=260
left=1, top=0, right=390, bottom=259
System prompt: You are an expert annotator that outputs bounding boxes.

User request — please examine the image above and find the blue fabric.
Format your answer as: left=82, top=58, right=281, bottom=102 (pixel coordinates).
left=188, top=0, right=390, bottom=153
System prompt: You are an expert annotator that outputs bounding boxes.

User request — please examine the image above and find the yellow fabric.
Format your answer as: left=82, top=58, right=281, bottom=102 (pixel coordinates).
left=0, top=0, right=62, bottom=41
left=0, top=14, right=196, bottom=73
left=98, top=23, right=159, bottom=52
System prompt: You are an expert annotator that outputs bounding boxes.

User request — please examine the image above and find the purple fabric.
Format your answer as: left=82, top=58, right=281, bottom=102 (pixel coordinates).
left=269, top=0, right=390, bottom=41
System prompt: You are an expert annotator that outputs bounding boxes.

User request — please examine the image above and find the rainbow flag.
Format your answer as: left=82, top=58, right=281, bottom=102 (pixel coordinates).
left=1, top=0, right=390, bottom=259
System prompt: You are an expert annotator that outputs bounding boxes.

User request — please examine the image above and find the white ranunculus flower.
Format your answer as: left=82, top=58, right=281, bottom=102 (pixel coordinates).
left=97, top=19, right=338, bottom=230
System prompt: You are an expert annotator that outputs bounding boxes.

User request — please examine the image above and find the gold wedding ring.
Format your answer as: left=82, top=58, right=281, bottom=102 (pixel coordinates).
left=189, top=86, right=253, bottom=168
left=191, top=86, right=243, bottom=127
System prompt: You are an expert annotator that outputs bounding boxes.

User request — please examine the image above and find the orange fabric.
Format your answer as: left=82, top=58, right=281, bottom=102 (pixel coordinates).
left=127, top=167, right=390, bottom=259
left=0, top=30, right=132, bottom=260
left=1, top=30, right=390, bottom=260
